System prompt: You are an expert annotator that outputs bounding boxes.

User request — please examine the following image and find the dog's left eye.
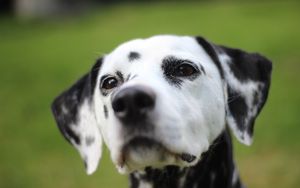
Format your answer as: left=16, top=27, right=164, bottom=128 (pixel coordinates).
left=173, top=63, right=198, bottom=77
left=101, top=77, right=119, bottom=90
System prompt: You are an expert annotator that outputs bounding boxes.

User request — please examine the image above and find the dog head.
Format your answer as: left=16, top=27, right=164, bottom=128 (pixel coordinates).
left=51, top=35, right=272, bottom=175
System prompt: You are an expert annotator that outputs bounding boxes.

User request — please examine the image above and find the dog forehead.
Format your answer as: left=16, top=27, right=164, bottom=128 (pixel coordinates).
left=105, top=35, right=206, bottom=64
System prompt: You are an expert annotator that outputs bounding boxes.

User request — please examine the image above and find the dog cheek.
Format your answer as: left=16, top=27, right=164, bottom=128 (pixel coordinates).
left=202, top=99, right=226, bottom=143
left=185, top=106, right=211, bottom=155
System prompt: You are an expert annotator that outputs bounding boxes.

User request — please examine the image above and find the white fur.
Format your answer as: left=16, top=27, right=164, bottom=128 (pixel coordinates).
left=71, top=100, right=102, bottom=175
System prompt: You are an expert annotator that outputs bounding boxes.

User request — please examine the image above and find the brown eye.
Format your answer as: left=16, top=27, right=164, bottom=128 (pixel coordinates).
left=101, top=77, right=118, bottom=90
left=173, top=63, right=197, bottom=77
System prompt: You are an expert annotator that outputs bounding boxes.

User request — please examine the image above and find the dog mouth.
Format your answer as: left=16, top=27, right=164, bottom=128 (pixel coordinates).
left=118, top=136, right=196, bottom=170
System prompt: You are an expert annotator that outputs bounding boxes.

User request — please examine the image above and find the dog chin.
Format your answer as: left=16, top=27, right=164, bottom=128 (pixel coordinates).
left=115, top=137, right=198, bottom=174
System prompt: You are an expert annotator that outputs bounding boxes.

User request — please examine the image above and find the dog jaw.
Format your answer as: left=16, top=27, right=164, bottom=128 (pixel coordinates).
left=112, top=136, right=205, bottom=174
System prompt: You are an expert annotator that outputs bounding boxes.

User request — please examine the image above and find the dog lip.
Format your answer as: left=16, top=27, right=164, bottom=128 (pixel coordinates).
left=118, top=136, right=174, bottom=167
left=121, top=136, right=167, bottom=156
left=118, top=136, right=196, bottom=168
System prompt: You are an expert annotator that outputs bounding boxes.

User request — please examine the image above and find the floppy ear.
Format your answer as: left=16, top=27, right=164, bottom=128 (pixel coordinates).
left=196, top=37, right=272, bottom=145
left=51, top=58, right=103, bottom=174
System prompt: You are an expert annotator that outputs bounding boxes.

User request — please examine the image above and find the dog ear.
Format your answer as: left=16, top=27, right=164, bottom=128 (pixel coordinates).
left=196, top=37, right=272, bottom=145
left=51, top=58, right=103, bottom=174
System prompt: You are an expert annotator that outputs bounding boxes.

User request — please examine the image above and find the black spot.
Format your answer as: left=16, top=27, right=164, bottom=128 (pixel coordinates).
left=200, top=65, right=206, bottom=75
left=252, top=91, right=260, bottom=107
left=195, top=36, right=224, bottom=79
left=125, top=74, right=138, bottom=82
left=126, top=74, right=132, bottom=82
left=130, top=173, right=140, bottom=188
left=219, top=46, right=272, bottom=83
left=128, top=51, right=140, bottom=62
left=65, top=124, right=80, bottom=145
left=116, top=71, right=124, bottom=82
left=126, top=74, right=138, bottom=81
left=91, top=58, right=103, bottom=94
left=227, top=87, right=248, bottom=132
left=103, top=105, right=109, bottom=119
left=85, top=136, right=95, bottom=146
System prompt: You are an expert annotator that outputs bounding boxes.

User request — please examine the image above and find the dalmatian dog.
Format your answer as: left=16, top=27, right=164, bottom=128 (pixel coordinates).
left=51, top=35, right=272, bottom=188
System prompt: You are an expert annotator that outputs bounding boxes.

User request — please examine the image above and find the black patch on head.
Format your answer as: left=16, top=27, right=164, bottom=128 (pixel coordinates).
left=128, top=51, right=140, bottom=62
left=85, top=136, right=95, bottom=146
left=103, top=105, right=109, bottom=119
left=195, top=36, right=224, bottom=79
left=220, top=46, right=272, bottom=83
left=91, top=58, right=103, bottom=94
left=161, top=56, right=200, bottom=88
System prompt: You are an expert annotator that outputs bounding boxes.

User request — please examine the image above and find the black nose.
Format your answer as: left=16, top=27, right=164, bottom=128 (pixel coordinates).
left=112, top=86, right=156, bottom=123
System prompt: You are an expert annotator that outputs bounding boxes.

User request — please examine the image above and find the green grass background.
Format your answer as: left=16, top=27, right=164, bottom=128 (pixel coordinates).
left=0, top=1, right=299, bottom=187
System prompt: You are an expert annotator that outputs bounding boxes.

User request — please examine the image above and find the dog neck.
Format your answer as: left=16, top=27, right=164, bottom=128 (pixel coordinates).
left=129, top=130, right=244, bottom=188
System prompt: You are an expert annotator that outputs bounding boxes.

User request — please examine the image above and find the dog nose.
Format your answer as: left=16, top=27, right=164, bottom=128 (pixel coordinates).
left=112, top=86, right=156, bottom=123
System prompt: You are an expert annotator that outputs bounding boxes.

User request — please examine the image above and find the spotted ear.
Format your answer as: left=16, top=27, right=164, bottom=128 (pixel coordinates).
left=196, top=37, right=272, bottom=145
left=218, top=46, right=272, bottom=145
left=51, top=58, right=103, bottom=174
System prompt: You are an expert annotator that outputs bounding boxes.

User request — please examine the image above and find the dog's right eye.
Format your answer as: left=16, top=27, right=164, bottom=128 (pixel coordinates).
left=173, top=63, right=198, bottom=77
left=101, top=77, right=118, bottom=90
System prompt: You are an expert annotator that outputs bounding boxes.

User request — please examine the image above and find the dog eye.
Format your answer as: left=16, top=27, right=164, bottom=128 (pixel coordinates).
left=173, top=63, right=198, bottom=77
left=101, top=77, right=118, bottom=90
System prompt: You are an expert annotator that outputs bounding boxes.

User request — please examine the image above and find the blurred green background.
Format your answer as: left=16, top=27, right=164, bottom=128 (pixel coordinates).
left=0, top=1, right=300, bottom=188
